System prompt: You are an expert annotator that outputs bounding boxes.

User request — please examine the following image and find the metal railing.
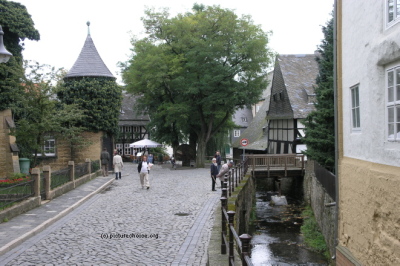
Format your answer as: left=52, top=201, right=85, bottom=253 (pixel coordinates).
left=314, top=161, right=336, bottom=200
left=75, top=162, right=89, bottom=179
left=220, top=158, right=253, bottom=266
left=51, top=167, right=71, bottom=189
left=0, top=179, right=35, bottom=210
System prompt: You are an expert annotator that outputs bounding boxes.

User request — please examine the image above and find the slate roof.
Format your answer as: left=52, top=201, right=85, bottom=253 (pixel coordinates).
left=65, top=33, right=114, bottom=79
left=233, top=107, right=253, bottom=127
left=232, top=71, right=273, bottom=149
left=119, top=91, right=150, bottom=126
left=272, top=54, right=318, bottom=119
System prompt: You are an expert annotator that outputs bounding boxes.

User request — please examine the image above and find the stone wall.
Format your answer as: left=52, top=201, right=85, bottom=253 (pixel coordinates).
left=338, top=157, right=400, bottom=265
left=0, top=109, right=18, bottom=179
left=35, top=131, right=103, bottom=171
left=303, top=160, right=336, bottom=257
left=227, top=173, right=256, bottom=236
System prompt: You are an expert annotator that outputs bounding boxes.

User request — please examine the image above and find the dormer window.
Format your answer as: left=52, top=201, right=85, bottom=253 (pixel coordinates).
left=308, top=94, right=316, bottom=104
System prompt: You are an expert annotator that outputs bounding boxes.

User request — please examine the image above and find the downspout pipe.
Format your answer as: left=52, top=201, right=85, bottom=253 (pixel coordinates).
left=333, top=0, right=339, bottom=260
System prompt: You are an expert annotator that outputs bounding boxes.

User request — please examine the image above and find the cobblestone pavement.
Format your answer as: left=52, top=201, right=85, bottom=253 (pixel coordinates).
left=0, top=163, right=220, bottom=265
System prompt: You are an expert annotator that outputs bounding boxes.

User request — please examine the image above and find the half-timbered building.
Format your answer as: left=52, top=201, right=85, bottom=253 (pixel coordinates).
left=266, top=54, right=318, bottom=155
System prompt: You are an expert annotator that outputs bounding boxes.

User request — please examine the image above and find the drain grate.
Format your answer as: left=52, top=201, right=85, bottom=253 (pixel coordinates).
left=174, top=212, right=191, bottom=216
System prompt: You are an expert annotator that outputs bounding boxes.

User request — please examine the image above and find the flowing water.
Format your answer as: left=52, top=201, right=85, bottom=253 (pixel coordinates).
left=250, top=176, right=329, bottom=266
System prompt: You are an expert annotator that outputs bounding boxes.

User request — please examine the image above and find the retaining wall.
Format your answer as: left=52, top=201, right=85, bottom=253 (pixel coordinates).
left=303, top=160, right=336, bottom=257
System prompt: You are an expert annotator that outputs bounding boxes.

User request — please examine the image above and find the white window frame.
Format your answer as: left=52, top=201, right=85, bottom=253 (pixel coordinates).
left=386, top=0, right=400, bottom=28
left=233, top=130, right=241, bottom=137
left=387, top=66, right=400, bottom=141
left=350, top=84, right=361, bottom=131
left=124, top=143, right=131, bottom=155
left=36, top=136, right=56, bottom=157
left=115, top=143, right=123, bottom=154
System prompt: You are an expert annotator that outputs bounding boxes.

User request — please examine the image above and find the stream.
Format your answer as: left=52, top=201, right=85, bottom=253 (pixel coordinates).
left=250, top=176, right=329, bottom=265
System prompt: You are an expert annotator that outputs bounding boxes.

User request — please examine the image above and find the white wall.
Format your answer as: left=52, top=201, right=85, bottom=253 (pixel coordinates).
left=341, top=1, right=400, bottom=167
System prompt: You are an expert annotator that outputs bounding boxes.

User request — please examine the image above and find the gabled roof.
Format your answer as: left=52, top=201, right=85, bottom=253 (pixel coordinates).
left=233, top=107, right=253, bottom=127
left=232, top=72, right=273, bottom=150
left=119, top=91, right=150, bottom=127
left=65, top=33, right=114, bottom=79
left=268, top=54, right=318, bottom=119
left=232, top=93, right=271, bottom=150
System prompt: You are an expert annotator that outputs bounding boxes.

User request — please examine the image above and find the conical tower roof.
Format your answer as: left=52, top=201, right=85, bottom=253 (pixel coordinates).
left=65, top=22, right=114, bottom=79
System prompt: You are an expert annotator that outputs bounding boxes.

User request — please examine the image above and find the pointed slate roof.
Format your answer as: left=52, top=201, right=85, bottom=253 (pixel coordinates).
left=267, top=54, right=318, bottom=119
left=65, top=24, right=114, bottom=79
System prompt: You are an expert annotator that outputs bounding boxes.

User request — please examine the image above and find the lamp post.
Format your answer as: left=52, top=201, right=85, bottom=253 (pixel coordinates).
left=0, top=25, right=13, bottom=63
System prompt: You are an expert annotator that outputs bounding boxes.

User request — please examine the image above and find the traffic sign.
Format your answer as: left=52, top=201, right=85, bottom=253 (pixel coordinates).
left=240, top=138, right=249, bottom=147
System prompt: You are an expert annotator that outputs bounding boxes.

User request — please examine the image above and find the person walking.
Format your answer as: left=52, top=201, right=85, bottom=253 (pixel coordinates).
left=137, top=155, right=152, bottom=189
left=210, top=158, right=218, bottom=191
left=113, top=152, right=123, bottom=180
left=100, top=148, right=110, bottom=177
left=148, top=154, right=154, bottom=164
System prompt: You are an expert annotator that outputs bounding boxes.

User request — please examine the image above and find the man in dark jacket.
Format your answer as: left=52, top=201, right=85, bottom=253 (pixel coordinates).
left=100, top=148, right=110, bottom=177
left=210, top=158, right=218, bottom=191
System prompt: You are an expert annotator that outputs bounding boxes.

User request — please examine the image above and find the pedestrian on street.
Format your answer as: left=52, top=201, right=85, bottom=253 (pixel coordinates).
left=113, top=152, right=123, bottom=180
left=215, top=151, right=222, bottom=173
left=216, top=160, right=234, bottom=183
left=138, top=155, right=152, bottom=189
left=210, top=158, right=218, bottom=191
left=100, top=148, right=110, bottom=177
left=148, top=153, right=154, bottom=164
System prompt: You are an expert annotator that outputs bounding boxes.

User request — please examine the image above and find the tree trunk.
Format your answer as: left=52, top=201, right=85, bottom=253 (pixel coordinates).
left=196, top=139, right=206, bottom=168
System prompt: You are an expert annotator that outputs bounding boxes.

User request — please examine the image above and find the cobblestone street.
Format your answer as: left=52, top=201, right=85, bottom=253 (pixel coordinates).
left=0, top=163, right=220, bottom=265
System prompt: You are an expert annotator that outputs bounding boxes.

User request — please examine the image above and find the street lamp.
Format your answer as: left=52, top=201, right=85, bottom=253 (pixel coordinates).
left=0, top=25, right=13, bottom=63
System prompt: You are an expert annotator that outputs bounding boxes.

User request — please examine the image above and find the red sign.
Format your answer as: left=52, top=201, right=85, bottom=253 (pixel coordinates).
left=240, top=138, right=249, bottom=147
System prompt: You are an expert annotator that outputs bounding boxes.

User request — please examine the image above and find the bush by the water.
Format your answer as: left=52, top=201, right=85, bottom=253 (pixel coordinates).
left=300, top=206, right=329, bottom=258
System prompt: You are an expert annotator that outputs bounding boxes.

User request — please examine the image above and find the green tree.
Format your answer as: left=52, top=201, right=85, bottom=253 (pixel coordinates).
left=12, top=61, right=87, bottom=166
left=122, top=5, right=273, bottom=167
left=302, top=16, right=335, bottom=172
left=57, top=77, right=122, bottom=136
left=0, top=0, right=40, bottom=110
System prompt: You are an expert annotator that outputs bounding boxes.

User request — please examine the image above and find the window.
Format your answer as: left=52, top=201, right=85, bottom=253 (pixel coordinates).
left=36, top=136, right=56, bottom=157
left=241, top=117, right=247, bottom=122
left=387, top=0, right=400, bottom=26
left=387, top=67, right=400, bottom=140
left=124, top=144, right=131, bottom=155
left=115, top=143, right=123, bottom=154
left=350, top=85, right=360, bottom=130
left=234, top=130, right=241, bottom=137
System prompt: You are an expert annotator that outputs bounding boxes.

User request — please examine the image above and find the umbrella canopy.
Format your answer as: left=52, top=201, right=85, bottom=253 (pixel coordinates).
left=129, top=139, right=163, bottom=148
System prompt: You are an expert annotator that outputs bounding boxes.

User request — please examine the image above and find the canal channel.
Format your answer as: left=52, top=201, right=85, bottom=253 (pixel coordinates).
left=250, top=175, right=329, bottom=265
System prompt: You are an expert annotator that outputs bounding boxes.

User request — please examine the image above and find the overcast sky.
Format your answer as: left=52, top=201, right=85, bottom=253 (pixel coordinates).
left=11, top=0, right=334, bottom=84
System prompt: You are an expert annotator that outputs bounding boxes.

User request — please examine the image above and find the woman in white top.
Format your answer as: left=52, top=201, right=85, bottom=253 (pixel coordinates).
left=137, top=155, right=152, bottom=189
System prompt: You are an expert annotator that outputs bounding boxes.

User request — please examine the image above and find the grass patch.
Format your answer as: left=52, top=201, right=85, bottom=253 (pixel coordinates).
left=300, top=206, right=330, bottom=260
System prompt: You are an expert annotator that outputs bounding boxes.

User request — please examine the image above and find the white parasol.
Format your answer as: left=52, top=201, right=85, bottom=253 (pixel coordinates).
left=129, top=138, right=163, bottom=148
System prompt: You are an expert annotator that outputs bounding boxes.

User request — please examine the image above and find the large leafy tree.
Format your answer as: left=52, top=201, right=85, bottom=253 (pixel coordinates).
left=0, top=0, right=40, bottom=110
left=122, top=5, right=273, bottom=166
left=302, top=16, right=335, bottom=172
